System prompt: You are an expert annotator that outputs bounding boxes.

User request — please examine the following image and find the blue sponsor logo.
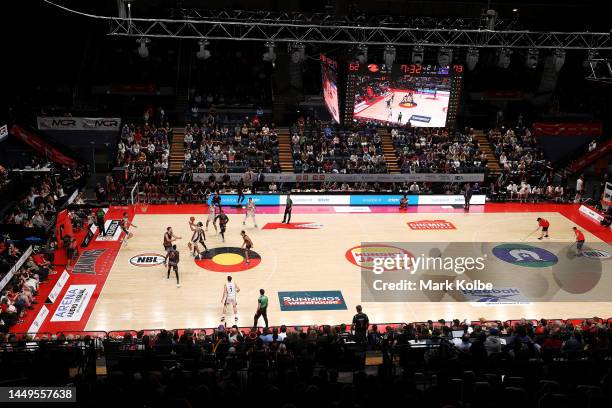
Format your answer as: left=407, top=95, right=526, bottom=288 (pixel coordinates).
left=349, top=195, right=418, bottom=206
left=212, top=195, right=281, bottom=206
left=492, top=244, right=558, bottom=268
left=278, top=290, right=347, bottom=311
left=410, top=115, right=432, bottom=123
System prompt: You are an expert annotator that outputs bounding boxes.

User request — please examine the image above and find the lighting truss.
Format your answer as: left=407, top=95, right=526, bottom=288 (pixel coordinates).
left=45, top=2, right=612, bottom=50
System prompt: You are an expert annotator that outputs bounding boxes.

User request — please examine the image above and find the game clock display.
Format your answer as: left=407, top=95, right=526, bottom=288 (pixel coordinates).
left=348, top=62, right=463, bottom=78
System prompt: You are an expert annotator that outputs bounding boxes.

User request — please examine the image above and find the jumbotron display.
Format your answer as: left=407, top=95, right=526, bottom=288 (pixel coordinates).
left=320, top=54, right=341, bottom=123
left=350, top=63, right=463, bottom=127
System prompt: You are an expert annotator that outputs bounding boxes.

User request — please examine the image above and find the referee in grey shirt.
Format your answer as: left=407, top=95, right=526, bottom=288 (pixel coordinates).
left=282, top=193, right=293, bottom=223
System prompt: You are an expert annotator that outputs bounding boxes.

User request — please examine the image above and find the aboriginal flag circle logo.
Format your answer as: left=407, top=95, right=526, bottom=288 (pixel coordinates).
left=345, top=244, right=413, bottom=271
left=195, top=247, right=261, bottom=272
left=492, top=244, right=558, bottom=268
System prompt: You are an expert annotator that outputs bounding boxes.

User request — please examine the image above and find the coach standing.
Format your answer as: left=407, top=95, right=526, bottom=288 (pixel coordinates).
left=282, top=193, right=293, bottom=224
left=463, top=183, right=473, bottom=211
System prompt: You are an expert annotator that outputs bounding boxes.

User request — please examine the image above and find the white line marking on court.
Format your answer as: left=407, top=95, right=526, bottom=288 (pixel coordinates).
left=334, top=206, right=371, bottom=213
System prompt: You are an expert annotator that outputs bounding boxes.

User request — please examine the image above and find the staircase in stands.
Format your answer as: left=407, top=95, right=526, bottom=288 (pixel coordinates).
left=169, top=127, right=185, bottom=176
left=473, top=129, right=502, bottom=177
left=277, top=127, right=294, bottom=173
left=379, top=130, right=401, bottom=174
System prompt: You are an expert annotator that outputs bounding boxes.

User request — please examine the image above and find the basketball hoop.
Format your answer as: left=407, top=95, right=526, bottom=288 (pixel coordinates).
left=140, top=204, right=148, bottom=213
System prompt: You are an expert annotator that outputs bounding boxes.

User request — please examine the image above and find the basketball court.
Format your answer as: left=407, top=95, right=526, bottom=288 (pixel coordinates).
left=354, top=90, right=450, bottom=126
left=22, top=202, right=611, bottom=334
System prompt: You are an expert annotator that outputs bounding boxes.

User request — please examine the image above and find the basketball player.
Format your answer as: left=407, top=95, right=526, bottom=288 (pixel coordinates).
left=399, top=194, right=408, bottom=210
left=163, top=227, right=181, bottom=265
left=221, top=275, right=240, bottom=323
left=243, top=197, right=258, bottom=228
left=120, top=212, right=137, bottom=246
left=386, top=98, right=391, bottom=109
left=167, top=244, right=180, bottom=288
left=573, top=226, right=585, bottom=256
left=206, top=202, right=218, bottom=233
left=215, top=208, right=229, bottom=242
left=241, top=230, right=253, bottom=264
left=397, top=112, right=403, bottom=124
left=187, top=216, right=196, bottom=251
left=191, top=222, right=208, bottom=259
left=536, top=218, right=550, bottom=240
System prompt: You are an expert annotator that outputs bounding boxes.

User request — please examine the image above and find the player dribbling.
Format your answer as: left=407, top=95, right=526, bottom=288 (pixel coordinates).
left=191, top=222, right=208, bottom=259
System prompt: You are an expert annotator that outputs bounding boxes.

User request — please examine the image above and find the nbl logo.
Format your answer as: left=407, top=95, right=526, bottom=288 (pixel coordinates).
left=129, top=253, right=166, bottom=267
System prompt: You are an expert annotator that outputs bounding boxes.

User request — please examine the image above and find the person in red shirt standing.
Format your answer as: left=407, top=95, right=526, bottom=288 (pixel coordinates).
left=573, top=227, right=585, bottom=255
left=536, top=218, right=550, bottom=240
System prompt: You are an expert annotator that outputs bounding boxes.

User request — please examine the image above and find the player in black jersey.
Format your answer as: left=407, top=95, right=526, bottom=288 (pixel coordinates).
left=215, top=209, right=230, bottom=242
left=167, top=245, right=180, bottom=288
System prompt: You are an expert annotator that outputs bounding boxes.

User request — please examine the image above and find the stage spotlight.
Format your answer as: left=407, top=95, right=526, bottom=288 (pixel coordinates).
left=584, top=49, right=599, bottom=67
left=466, top=48, right=479, bottom=71
left=262, top=42, right=276, bottom=62
left=497, top=48, right=512, bottom=68
left=525, top=48, right=539, bottom=69
left=196, top=39, right=211, bottom=60
left=137, top=37, right=150, bottom=58
left=290, top=43, right=306, bottom=64
left=552, top=49, right=566, bottom=72
left=383, top=45, right=396, bottom=68
left=412, top=46, right=424, bottom=64
left=438, top=48, right=453, bottom=67
left=356, top=44, right=368, bottom=64
left=485, top=9, right=498, bottom=30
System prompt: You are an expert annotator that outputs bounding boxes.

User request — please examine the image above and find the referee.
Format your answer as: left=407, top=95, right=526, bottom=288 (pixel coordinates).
left=282, top=193, right=293, bottom=224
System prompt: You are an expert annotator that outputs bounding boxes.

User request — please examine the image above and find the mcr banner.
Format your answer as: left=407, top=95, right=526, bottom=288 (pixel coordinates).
left=37, top=116, right=122, bottom=131
left=533, top=122, right=603, bottom=137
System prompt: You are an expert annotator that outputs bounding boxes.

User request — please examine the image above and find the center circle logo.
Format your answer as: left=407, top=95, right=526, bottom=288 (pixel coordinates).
left=345, top=245, right=413, bottom=271
left=195, top=247, right=261, bottom=272
left=582, top=249, right=612, bottom=259
left=129, top=253, right=166, bottom=267
left=492, top=244, right=558, bottom=268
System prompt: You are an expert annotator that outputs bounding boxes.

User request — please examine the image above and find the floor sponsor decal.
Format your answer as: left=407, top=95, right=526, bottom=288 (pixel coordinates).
left=278, top=290, right=347, bottom=311
left=71, top=249, right=106, bottom=274
left=195, top=247, right=261, bottom=272
left=129, top=253, right=166, bottom=267
left=346, top=244, right=413, bottom=270
left=46, top=270, right=70, bottom=304
left=492, top=244, right=558, bottom=268
left=408, top=220, right=456, bottom=230
left=50, top=284, right=96, bottom=322
left=262, top=222, right=323, bottom=230
left=95, top=219, right=122, bottom=241
left=28, top=305, right=49, bottom=334
left=461, top=287, right=530, bottom=305
left=581, top=249, right=612, bottom=259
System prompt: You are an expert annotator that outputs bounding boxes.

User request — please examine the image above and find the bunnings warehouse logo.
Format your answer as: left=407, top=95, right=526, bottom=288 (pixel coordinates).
left=278, top=291, right=347, bottom=311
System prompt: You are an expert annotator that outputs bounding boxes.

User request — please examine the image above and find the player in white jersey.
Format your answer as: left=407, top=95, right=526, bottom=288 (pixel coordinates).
left=190, top=222, right=208, bottom=259
left=221, top=275, right=240, bottom=322
left=242, top=197, right=258, bottom=228
left=206, top=203, right=218, bottom=233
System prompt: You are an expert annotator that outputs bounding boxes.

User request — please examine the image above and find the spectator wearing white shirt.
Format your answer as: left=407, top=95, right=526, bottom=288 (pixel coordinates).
left=575, top=174, right=584, bottom=203
left=506, top=181, right=518, bottom=200
left=409, top=182, right=420, bottom=193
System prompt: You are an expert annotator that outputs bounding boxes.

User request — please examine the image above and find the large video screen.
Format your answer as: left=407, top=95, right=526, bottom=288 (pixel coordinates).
left=352, top=63, right=462, bottom=127
left=320, top=54, right=340, bottom=123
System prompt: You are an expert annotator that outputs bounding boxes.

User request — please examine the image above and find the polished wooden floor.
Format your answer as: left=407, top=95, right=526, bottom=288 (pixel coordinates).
left=86, top=210, right=612, bottom=331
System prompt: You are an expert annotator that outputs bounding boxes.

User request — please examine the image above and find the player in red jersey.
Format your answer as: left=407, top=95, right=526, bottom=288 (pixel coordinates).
left=573, top=226, right=585, bottom=256
left=536, top=217, right=550, bottom=240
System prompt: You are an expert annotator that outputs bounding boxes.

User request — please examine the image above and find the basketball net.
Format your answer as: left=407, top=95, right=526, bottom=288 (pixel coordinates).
left=140, top=203, right=148, bottom=213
